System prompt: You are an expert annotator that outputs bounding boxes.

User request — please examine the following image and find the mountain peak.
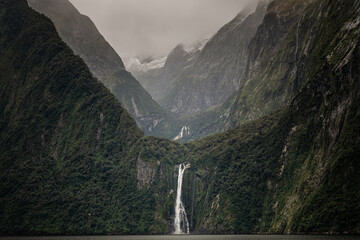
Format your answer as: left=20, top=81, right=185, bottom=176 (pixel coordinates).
left=124, top=56, right=167, bottom=73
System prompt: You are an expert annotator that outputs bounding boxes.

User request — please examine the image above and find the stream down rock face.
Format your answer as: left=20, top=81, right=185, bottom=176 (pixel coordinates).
left=136, top=157, right=156, bottom=190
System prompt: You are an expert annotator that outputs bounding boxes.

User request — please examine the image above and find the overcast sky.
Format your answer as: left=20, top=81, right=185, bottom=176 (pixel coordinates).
left=68, top=0, right=255, bottom=58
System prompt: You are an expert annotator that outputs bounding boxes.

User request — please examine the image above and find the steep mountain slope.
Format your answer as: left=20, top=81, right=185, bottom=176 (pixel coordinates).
left=159, top=0, right=268, bottom=114
left=103, top=70, right=168, bottom=133
left=225, top=0, right=324, bottom=128
left=1, top=0, right=359, bottom=236
left=0, top=0, right=150, bottom=234
left=27, top=0, right=169, bottom=135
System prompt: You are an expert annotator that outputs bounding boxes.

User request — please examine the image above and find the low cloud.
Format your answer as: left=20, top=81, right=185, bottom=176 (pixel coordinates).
left=69, top=0, right=255, bottom=57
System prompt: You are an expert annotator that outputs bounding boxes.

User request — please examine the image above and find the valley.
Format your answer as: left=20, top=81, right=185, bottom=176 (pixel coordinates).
left=0, top=0, right=359, bottom=236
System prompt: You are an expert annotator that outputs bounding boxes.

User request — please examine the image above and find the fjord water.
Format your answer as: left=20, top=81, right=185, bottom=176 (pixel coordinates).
left=174, top=163, right=190, bottom=234
left=1, top=235, right=359, bottom=240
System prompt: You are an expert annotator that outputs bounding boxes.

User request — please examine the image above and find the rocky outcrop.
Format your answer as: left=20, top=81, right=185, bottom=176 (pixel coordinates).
left=136, top=157, right=156, bottom=190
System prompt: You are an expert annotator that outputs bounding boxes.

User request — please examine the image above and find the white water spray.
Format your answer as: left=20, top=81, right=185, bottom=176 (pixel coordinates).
left=174, top=126, right=190, bottom=141
left=174, top=163, right=190, bottom=234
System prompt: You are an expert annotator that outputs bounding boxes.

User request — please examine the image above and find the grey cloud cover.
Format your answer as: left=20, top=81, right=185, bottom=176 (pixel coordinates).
left=69, top=0, right=255, bottom=57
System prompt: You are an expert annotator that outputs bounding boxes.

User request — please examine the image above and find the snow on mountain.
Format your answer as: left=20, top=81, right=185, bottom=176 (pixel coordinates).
left=124, top=56, right=167, bottom=73
left=124, top=38, right=209, bottom=75
left=184, top=38, right=209, bottom=54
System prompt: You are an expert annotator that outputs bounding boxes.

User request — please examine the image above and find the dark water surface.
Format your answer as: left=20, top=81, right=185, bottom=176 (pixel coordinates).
left=1, top=235, right=359, bottom=240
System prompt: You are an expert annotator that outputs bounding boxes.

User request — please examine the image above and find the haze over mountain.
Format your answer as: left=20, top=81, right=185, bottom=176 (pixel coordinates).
left=68, top=0, right=257, bottom=58
left=27, top=0, right=270, bottom=142
left=129, top=39, right=209, bottom=102
left=1, top=0, right=359, bottom=236
left=130, top=0, right=270, bottom=141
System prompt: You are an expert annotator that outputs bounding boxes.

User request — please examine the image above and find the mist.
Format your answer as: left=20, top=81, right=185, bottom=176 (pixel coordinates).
left=69, top=0, right=256, bottom=58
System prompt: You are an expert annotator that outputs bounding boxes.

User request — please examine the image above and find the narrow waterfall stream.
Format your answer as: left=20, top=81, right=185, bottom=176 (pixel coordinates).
left=174, top=163, right=190, bottom=234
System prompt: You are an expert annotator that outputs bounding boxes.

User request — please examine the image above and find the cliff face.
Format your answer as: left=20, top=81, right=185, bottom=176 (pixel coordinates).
left=182, top=0, right=325, bottom=140
left=265, top=0, right=360, bottom=232
left=27, top=0, right=168, bottom=135
left=158, top=1, right=268, bottom=114
left=225, top=0, right=323, bottom=128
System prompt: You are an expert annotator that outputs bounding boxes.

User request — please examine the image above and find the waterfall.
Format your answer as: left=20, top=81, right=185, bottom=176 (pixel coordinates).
left=174, top=126, right=190, bottom=141
left=174, top=163, right=190, bottom=234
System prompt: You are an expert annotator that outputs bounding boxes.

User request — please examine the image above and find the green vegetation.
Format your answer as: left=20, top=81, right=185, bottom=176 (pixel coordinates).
left=0, top=0, right=150, bottom=234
